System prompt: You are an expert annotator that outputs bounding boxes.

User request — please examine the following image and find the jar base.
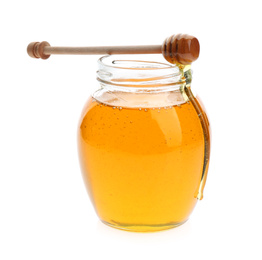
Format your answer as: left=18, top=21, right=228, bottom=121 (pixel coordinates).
left=101, top=219, right=188, bottom=232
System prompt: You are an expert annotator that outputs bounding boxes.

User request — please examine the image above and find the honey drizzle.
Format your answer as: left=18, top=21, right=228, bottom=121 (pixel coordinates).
left=180, top=64, right=210, bottom=200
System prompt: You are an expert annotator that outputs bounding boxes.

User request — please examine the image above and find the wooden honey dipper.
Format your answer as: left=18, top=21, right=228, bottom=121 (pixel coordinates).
left=27, top=34, right=200, bottom=65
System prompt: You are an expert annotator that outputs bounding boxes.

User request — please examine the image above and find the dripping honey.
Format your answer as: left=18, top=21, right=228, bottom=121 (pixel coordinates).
left=78, top=95, right=206, bottom=232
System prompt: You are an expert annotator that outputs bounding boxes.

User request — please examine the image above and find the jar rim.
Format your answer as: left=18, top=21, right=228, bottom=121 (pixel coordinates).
left=98, top=55, right=179, bottom=71
left=97, top=55, right=184, bottom=88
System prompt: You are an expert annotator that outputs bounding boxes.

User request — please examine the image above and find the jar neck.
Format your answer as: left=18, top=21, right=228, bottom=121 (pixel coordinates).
left=96, top=55, right=190, bottom=92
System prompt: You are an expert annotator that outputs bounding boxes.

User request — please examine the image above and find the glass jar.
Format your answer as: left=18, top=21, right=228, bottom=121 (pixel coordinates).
left=78, top=54, right=210, bottom=232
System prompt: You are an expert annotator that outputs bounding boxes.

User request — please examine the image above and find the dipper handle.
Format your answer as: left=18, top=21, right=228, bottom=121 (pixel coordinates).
left=27, top=34, right=200, bottom=65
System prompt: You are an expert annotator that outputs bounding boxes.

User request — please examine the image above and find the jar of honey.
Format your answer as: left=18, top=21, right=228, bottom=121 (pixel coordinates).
left=78, top=54, right=210, bottom=232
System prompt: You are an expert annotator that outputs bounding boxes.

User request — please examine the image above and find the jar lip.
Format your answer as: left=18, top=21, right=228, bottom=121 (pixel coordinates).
left=98, top=55, right=179, bottom=71
left=97, top=55, right=184, bottom=88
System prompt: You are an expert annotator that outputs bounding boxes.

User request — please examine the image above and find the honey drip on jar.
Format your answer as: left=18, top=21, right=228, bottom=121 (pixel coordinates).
left=179, top=64, right=210, bottom=200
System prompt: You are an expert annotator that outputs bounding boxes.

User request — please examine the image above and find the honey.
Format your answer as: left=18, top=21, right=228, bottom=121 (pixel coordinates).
left=78, top=92, right=206, bottom=231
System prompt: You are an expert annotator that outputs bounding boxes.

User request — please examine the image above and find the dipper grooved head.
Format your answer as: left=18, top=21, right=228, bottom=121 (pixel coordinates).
left=162, top=34, right=200, bottom=65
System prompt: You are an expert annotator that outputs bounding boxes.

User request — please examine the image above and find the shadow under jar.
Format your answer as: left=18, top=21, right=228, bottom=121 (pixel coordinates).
left=78, top=55, right=210, bottom=232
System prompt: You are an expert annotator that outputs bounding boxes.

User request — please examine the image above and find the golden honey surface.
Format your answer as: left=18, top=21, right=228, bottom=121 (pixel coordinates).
left=78, top=96, right=205, bottom=231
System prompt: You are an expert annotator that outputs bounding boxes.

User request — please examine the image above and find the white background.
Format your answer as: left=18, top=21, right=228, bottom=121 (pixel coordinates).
left=0, top=0, right=262, bottom=259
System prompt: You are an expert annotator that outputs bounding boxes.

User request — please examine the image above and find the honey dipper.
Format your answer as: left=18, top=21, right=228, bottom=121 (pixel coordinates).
left=27, top=34, right=200, bottom=65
